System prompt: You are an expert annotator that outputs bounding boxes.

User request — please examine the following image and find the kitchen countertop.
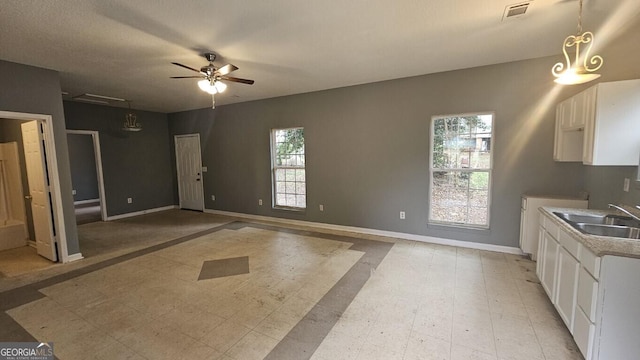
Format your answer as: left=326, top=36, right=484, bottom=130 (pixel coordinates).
left=540, top=207, right=640, bottom=259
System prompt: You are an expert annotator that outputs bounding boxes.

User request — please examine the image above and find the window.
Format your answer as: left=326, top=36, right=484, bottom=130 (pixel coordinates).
left=429, top=113, right=493, bottom=228
left=271, top=127, right=306, bottom=209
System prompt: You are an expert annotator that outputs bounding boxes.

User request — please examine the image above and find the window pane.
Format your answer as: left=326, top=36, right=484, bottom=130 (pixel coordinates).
left=272, top=128, right=306, bottom=209
left=430, top=113, right=492, bottom=227
left=285, top=182, right=296, bottom=193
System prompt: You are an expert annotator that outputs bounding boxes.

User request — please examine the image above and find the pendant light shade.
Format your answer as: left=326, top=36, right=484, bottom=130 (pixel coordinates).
left=551, top=0, right=603, bottom=85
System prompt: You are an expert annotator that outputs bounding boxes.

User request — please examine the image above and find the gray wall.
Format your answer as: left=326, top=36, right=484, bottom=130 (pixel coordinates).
left=584, top=166, right=640, bottom=210
left=67, top=133, right=99, bottom=201
left=64, top=101, right=175, bottom=216
left=0, top=119, right=35, bottom=241
left=0, top=60, right=80, bottom=255
left=168, top=19, right=640, bottom=249
left=170, top=56, right=590, bottom=248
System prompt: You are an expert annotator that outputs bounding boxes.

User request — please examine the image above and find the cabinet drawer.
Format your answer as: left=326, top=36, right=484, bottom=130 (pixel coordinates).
left=581, top=247, right=601, bottom=279
left=574, top=307, right=595, bottom=360
left=577, top=267, right=598, bottom=322
left=558, top=230, right=581, bottom=259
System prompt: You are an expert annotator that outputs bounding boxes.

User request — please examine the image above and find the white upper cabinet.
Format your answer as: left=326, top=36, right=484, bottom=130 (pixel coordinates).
left=554, top=79, right=640, bottom=165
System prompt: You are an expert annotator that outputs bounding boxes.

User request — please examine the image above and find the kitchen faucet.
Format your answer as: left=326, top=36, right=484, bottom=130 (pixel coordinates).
left=608, top=204, right=640, bottom=222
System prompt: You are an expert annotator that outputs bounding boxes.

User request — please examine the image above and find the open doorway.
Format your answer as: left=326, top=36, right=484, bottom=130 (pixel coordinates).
left=66, top=130, right=106, bottom=224
left=0, top=111, right=73, bottom=276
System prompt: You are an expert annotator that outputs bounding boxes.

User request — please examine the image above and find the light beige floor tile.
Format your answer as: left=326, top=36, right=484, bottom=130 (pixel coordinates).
left=224, top=330, right=279, bottom=360
left=403, top=332, right=451, bottom=360
left=117, top=318, right=197, bottom=359
left=494, top=336, right=545, bottom=360
left=311, top=328, right=365, bottom=360
left=451, top=344, right=498, bottom=360
left=451, top=316, right=496, bottom=356
left=162, top=303, right=226, bottom=340
left=93, top=340, right=145, bottom=360
left=412, top=308, right=454, bottom=342
left=200, top=319, right=252, bottom=353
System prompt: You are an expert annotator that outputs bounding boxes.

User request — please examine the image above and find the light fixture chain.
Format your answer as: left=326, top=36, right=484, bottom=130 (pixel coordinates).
left=577, top=0, right=583, bottom=35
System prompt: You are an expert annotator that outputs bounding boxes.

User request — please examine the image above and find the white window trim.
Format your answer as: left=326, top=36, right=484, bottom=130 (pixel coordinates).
left=428, top=112, right=495, bottom=229
left=270, top=127, right=306, bottom=211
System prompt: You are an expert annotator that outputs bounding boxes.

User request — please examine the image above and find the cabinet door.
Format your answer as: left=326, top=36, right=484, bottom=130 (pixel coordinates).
left=556, top=246, right=580, bottom=333
left=572, top=90, right=588, bottom=128
left=581, top=86, right=598, bottom=164
left=541, top=231, right=559, bottom=300
left=536, top=227, right=545, bottom=279
left=558, top=98, right=573, bottom=130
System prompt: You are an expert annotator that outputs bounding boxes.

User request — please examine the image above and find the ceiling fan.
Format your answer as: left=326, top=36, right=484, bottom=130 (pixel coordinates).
left=171, top=53, right=254, bottom=108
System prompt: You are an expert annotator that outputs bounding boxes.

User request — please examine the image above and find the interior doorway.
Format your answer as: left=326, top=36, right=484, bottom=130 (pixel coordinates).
left=175, top=134, right=204, bottom=211
left=66, top=130, right=107, bottom=224
left=0, top=110, right=71, bottom=265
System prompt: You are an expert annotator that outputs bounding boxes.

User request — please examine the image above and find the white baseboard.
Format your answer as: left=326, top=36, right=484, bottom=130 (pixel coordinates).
left=106, top=205, right=178, bottom=221
left=204, top=209, right=523, bottom=255
left=65, top=252, right=84, bottom=263
left=74, top=198, right=100, bottom=205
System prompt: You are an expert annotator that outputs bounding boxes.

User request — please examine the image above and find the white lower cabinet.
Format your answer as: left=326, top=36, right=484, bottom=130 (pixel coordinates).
left=555, top=246, right=580, bottom=332
left=574, top=307, right=595, bottom=359
left=538, top=211, right=640, bottom=360
left=540, top=231, right=559, bottom=300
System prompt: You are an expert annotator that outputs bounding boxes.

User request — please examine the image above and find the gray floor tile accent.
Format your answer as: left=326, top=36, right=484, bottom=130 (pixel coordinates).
left=198, top=256, right=250, bottom=281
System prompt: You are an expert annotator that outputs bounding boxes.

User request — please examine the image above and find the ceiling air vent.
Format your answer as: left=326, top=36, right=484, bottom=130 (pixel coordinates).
left=502, top=1, right=532, bottom=21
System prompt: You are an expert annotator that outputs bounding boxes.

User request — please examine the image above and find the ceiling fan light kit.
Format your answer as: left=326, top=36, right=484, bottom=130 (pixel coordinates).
left=552, top=0, right=603, bottom=85
left=171, top=52, right=254, bottom=109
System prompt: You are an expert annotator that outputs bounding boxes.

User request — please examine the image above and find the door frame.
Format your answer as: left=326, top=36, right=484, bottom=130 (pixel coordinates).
left=0, top=110, right=71, bottom=263
left=175, top=134, right=204, bottom=211
left=66, top=130, right=107, bottom=221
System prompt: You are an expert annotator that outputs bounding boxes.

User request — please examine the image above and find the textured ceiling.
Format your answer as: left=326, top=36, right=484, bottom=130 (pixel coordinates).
left=1, top=0, right=638, bottom=113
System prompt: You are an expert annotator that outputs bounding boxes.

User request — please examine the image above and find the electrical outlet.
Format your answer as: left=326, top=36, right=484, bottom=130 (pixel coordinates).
left=72, top=189, right=76, bottom=195
left=202, top=166, right=208, bottom=172
left=259, top=199, right=263, bottom=206
left=319, top=204, right=324, bottom=212
left=624, top=178, right=630, bottom=192
left=211, top=195, right=215, bottom=201
left=127, top=197, right=132, bottom=204
left=400, top=211, right=406, bottom=220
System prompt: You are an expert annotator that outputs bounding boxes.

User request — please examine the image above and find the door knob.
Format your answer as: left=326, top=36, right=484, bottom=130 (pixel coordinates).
left=25, top=195, right=33, bottom=200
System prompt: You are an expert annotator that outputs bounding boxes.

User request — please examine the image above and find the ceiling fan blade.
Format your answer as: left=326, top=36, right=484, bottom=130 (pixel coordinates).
left=220, top=76, right=255, bottom=85
left=171, top=62, right=204, bottom=74
left=217, top=64, right=239, bottom=76
left=170, top=76, right=204, bottom=79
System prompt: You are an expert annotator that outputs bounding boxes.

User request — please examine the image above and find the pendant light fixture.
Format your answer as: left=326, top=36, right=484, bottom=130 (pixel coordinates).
left=551, top=0, right=603, bottom=85
left=122, top=101, right=142, bottom=132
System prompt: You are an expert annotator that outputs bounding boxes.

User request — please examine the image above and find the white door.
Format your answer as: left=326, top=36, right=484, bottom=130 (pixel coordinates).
left=175, top=134, right=204, bottom=211
left=21, top=121, right=57, bottom=261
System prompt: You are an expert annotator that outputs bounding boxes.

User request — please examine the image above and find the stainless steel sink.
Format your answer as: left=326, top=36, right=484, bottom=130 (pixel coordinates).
left=572, top=223, right=640, bottom=239
left=553, top=212, right=639, bottom=227
left=553, top=211, right=640, bottom=239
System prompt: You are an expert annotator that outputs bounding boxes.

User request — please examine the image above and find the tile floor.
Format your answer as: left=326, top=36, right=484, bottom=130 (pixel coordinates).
left=0, top=211, right=583, bottom=360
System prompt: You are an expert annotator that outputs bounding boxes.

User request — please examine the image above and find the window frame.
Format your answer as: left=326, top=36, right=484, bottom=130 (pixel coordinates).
left=428, top=112, right=495, bottom=229
left=270, top=127, right=306, bottom=211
